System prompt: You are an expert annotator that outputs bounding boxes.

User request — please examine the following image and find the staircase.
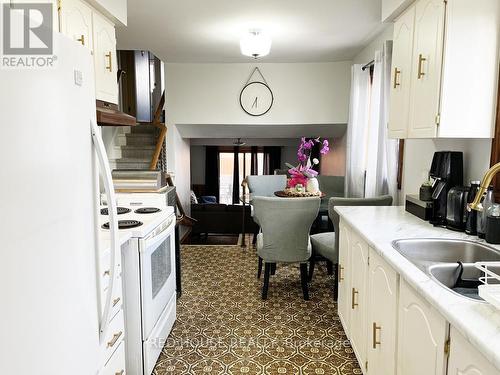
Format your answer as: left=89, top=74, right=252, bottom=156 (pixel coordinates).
left=112, top=125, right=159, bottom=170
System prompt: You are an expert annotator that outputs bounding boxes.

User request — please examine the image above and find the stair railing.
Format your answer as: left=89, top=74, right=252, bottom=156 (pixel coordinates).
left=148, top=91, right=167, bottom=170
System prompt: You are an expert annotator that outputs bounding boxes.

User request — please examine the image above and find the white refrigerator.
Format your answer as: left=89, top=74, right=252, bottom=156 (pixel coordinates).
left=0, top=34, right=120, bottom=374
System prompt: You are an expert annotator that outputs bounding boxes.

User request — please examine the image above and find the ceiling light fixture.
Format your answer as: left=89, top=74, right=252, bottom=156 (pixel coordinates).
left=240, top=30, right=272, bottom=59
left=233, top=138, right=246, bottom=146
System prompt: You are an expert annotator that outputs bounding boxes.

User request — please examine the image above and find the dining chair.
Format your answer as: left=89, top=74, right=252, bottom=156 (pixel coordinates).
left=309, top=195, right=393, bottom=300
left=247, top=175, right=288, bottom=243
left=253, top=196, right=320, bottom=300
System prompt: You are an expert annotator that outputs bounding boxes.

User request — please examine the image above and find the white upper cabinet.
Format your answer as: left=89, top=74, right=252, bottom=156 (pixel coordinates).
left=447, top=327, right=499, bottom=375
left=92, top=11, right=118, bottom=104
left=407, top=0, right=445, bottom=138
left=438, top=0, right=500, bottom=138
left=59, top=0, right=93, bottom=51
left=397, top=280, right=448, bottom=375
left=367, top=250, right=399, bottom=375
left=388, top=0, right=500, bottom=139
left=388, top=6, right=415, bottom=138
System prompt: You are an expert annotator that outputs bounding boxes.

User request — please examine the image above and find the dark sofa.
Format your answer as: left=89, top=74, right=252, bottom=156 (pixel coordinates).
left=191, top=203, right=258, bottom=235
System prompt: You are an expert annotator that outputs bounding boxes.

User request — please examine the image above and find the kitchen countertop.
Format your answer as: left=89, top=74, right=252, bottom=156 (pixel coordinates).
left=335, top=206, right=500, bottom=371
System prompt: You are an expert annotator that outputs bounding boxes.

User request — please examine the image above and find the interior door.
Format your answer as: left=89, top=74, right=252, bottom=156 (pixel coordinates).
left=337, top=222, right=352, bottom=336
left=93, top=11, right=118, bottom=104
left=59, top=0, right=93, bottom=51
left=388, top=5, right=415, bottom=139
left=367, top=250, right=398, bottom=375
left=397, top=280, right=448, bottom=375
left=349, top=231, right=369, bottom=373
left=408, top=0, right=446, bottom=138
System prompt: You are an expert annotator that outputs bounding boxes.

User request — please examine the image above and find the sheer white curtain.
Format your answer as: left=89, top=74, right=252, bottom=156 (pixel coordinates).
left=365, top=41, right=399, bottom=203
left=345, top=65, right=371, bottom=198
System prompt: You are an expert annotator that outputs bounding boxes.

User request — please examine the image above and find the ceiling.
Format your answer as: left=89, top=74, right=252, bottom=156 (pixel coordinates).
left=176, top=123, right=347, bottom=139
left=116, top=0, right=384, bottom=63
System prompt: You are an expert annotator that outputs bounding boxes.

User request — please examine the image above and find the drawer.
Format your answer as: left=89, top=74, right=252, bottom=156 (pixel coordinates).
left=101, top=309, right=125, bottom=364
left=98, top=253, right=122, bottom=294
left=100, top=341, right=126, bottom=375
left=100, top=275, right=123, bottom=320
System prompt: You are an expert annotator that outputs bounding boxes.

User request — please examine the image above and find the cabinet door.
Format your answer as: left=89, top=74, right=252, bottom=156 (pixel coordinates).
left=338, top=221, right=352, bottom=336
left=349, top=231, right=369, bottom=373
left=397, top=280, right=448, bottom=375
left=59, top=0, right=93, bottom=51
left=388, top=5, right=415, bottom=139
left=448, top=327, right=499, bottom=375
left=367, top=250, right=398, bottom=375
left=407, top=0, right=445, bottom=138
left=93, top=12, right=118, bottom=104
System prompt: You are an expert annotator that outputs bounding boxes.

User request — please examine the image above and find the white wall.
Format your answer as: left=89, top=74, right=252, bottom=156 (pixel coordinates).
left=402, top=139, right=492, bottom=198
left=353, top=24, right=394, bottom=65
left=165, top=61, right=352, bottom=214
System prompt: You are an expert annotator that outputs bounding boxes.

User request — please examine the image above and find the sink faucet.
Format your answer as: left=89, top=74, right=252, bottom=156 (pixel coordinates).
left=469, top=161, right=500, bottom=211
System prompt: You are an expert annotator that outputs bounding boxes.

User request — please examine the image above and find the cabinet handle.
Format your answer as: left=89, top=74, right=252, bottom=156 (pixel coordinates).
left=372, top=322, right=381, bottom=348
left=103, top=270, right=110, bottom=276
left=393, top=67, right=401, bottom=88
left=339, top=265, right=344, bottom=282
left=112, top=297, right=121, bottom=307
left=417, top=54, right=426, bottom=79
left=351, top=288, right=359, bottom=309
left=107, top=331, right=122, bottom=348
left=105, top=52, right=112, bottom=72
left=115, top=371, right=124, bottom=375
left=76, top=34, right=85, bottom=46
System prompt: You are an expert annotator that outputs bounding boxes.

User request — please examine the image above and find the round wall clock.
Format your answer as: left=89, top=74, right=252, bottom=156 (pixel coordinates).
left=239, top=81, right=274, bottom=116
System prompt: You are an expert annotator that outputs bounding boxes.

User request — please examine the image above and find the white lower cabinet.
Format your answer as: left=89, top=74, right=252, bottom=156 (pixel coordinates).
left=367, top=250, right=398, bottom=375
left=397, top=279, right=448, bottom=375
left=349, top=231, right=370, bottom=372
left=338, top=222, right=352, bottom=337
left=448, top=327, right=499, bottom=375
left=337, top=223, right=497, bottom=375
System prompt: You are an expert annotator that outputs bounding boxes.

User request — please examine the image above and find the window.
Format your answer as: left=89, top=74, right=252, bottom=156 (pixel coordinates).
left=219, top=150, right=264, bottom=204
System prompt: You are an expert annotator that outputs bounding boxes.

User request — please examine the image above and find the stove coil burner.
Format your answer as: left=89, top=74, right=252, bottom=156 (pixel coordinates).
left=100, top=207, right=131, bottom=215
left=134, top=207, right=161, bottom=214
left=101, top=220, right=143, bottom=230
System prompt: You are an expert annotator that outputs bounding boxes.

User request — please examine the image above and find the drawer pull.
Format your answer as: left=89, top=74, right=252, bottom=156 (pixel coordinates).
left=112, top=297, right=121, bottom=307
left=339, top=265, right=344, bottom=282
left=77, top=34, right=85, bottom=46
left=417, top=54, right=426, bottom=79
left=105, top=52, right=112, bottom=72
left=107, top=331, right=122, bottom=348
left=393, top=67, right=401, bottom=88
left=351, top=288, right=359, bottom=309
left=115, top=371, right=124, bottom=375
left=372, top=322, right=381, bottom=349
left=103, top=270, right=110, bottom=276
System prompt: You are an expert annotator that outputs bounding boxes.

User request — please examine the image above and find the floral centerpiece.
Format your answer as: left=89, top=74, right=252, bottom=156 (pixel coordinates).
left=285, top=137, right=330, bottom=195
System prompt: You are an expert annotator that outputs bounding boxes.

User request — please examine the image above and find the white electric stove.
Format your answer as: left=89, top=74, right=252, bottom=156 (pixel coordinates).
left=100, top=204, right=176, bottom=375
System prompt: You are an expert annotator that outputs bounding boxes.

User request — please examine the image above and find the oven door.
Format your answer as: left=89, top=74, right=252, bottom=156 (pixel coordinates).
left=139, top=215, right=176, bottom=339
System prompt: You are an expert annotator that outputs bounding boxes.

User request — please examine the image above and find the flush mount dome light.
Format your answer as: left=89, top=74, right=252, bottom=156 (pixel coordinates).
left=233, top=138, right=246, bottom=146
left=240, top=30, right=272, bottom=58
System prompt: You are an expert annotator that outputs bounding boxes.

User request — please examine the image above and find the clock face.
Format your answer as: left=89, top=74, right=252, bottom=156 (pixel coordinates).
left=239, top=81, right=274, bottom=116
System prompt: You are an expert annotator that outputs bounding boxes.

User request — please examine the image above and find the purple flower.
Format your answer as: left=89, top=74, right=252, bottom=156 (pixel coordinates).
left=320, top=139, right=330, bottom=155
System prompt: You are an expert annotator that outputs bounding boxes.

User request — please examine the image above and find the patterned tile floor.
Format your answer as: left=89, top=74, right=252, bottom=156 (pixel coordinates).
left=153, top=245, right=361, bottom=375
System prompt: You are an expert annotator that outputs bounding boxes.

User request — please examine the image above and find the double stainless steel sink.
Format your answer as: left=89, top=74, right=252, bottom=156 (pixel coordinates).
left=392, top=239, right=500, bottom=301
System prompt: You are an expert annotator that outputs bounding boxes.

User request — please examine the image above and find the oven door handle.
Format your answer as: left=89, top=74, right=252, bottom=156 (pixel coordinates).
left=91, top=119, right=118, bottom=344
left=142, top=216, right=175, bottom=252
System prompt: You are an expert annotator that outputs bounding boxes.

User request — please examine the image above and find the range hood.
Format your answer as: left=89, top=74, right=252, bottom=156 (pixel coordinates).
left=96, top=100, right=137, bottom=127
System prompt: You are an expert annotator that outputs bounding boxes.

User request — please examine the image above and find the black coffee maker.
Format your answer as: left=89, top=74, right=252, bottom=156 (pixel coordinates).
left=429, top=151, right=463, bottom=226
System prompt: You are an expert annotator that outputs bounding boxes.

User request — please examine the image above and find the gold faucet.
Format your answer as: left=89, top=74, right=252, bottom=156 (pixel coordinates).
left=469, top=161, right=500, bottom=211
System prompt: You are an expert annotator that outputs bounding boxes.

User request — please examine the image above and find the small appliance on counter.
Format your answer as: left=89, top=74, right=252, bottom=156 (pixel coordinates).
left=486, top=204, right=500, bottom=244
left=405, top=194, right=433, bottom=221
left=429, top=151, right=463, bottom=226
left=446, top=186, right=469, bottom=231
left=465, top=181, right=481, bottom=235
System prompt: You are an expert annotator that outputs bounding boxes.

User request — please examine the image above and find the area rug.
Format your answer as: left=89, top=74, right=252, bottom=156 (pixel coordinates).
left=153, top=245, right=361, bottom=375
